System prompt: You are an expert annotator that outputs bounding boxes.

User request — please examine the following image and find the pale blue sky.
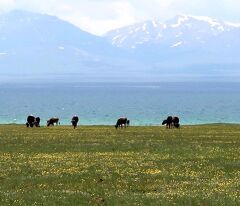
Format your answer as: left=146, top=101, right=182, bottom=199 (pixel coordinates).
left=0, top=0, right=240, bottom=35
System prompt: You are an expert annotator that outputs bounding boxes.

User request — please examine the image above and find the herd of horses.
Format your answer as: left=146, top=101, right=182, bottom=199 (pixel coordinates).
left=26, top=115, right=180, bottom=129
left=26, top=115, right=79, bottom=129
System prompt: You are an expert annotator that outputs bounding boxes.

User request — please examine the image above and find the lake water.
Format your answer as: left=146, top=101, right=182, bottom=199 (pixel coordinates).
left=0, top=82, right=240, bottom=125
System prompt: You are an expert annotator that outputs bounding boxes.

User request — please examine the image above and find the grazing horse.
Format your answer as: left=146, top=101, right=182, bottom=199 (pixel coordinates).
left=172, top=116, right=180, bottom=128
left=26, top=115, right=40, bottom=127
left=47, top=117, right=59, bottom=126
left=115, top=117, right=128, bottom=129
left=162, top=116, right=173, bottom=128
left=71, top=115, right=79, bottom=129
left=34, top=117, right=41, bottom=127
left=162, top=116, right=180, bottom=128
left=26, top=115, right=35, bottom=127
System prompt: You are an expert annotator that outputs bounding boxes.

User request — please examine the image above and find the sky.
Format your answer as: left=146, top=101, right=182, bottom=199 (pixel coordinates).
left=0, top=0, right=240, bottom=35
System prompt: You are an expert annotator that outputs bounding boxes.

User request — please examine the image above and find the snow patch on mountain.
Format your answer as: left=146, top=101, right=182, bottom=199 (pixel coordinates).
left=190, top=15, right=220, bottom=26
left=224, top=21, right=240, bottom=28
left=105, top=14, right=240, bottom=49
left=152, top=20, right=158, bottom=28
left=142, top=23, right=147, bottom=31
left=171, top=41, right=183, bottom=47
left=171, top=14, right=189, bottom=28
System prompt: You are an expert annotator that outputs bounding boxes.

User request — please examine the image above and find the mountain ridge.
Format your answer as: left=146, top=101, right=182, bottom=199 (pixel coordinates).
left=0, top=10, right=240, bottom=82
left=105, top=14, right=240, bottom=49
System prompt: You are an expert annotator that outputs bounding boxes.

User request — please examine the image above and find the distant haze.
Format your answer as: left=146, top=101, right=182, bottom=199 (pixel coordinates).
left=0, top=10, right=240, bottom=82
left=0, top=0, right=240, bottom=35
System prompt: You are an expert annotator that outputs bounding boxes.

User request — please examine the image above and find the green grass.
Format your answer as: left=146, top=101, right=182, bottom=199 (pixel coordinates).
left=0, top=124, right=239, bottom=205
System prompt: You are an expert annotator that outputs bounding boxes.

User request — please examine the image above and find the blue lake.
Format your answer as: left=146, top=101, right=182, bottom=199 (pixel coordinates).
left=0, top=82, right=240, bottom=125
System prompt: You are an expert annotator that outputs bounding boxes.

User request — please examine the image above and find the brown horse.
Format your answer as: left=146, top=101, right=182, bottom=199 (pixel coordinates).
left=47, top=117, right=59, bottom=126
left=172, top=116, right=180, bottom=128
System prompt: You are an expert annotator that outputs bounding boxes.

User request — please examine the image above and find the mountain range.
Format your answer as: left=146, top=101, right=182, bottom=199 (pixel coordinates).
left=1, top=10, right=240, bottom=82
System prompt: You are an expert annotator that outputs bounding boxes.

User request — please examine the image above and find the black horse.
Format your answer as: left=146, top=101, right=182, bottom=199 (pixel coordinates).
left=162, top=116, right=180, bottom=128
left=34, top=117, right=41, bottom=127
left=71, top=115, right=79, bottom=129
left=162, top=116, right=173, bottom=128
left=115, top=117, right=128, bottom=129
left=26, top=115, right=35, bottom=127
left=26, top=115, right=40, bottom=127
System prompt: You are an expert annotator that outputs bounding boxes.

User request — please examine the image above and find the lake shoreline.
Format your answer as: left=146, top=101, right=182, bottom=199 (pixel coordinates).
left=0, top=123, right=239, bottom=127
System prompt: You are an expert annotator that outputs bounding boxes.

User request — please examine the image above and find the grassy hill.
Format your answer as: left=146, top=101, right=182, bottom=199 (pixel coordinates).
left=0, top=125, right=239, bottom=205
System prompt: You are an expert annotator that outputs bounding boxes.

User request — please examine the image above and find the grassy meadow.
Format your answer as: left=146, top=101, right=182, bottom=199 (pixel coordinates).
left=0, top=124, right=239, bottom=205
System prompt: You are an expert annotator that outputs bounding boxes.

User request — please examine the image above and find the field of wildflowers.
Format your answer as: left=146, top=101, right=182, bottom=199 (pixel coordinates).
left=0, top=124, right=239, bottom=205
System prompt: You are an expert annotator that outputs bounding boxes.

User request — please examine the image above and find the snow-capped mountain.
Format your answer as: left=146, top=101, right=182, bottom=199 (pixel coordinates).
left=105, top=14, right=240, bottom=50
left=104, top=14, right=240, bottom=81
left=1, top=11, right=240, bottom=82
